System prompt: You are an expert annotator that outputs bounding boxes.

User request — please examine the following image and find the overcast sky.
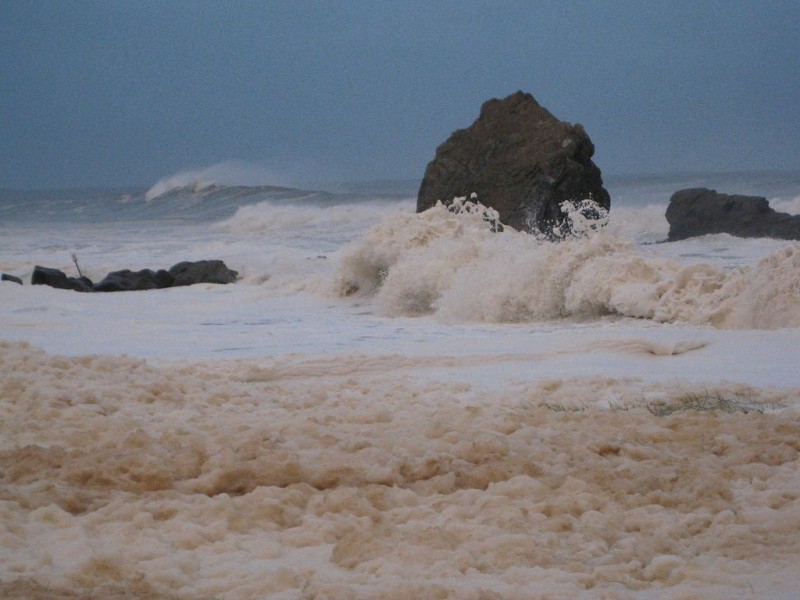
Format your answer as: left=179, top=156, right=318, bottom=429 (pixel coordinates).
left=2, top=0, right=799, bottom=189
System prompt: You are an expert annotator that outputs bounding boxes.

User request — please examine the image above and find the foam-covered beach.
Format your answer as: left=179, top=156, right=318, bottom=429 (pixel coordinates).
left=2, top=339, right=799, bottom=599
left=2, top=173, right=800, bottom=598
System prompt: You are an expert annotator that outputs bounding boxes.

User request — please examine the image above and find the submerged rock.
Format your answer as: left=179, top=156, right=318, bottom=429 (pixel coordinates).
left=417, top=91, right=610, bottom=234
left=31, top=266, right=94, bottom=292
left=666, top=188, right=800, bottom=241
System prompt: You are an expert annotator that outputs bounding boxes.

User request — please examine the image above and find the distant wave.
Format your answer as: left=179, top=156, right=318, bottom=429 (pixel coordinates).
left=772, top=194, right=800, bottom=215
left=146, top=182, right=298, bottom=203
left=145, top=161, right=298, bottom=202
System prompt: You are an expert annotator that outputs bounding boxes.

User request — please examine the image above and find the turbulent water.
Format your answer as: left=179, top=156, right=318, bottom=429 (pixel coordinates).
left=1, top=170, right=799, bottom=599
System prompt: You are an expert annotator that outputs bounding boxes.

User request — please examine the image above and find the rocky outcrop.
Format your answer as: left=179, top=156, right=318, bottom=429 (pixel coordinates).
left=666, top=188, right=800, bottom=241
left=1, top=273, right=23, bottom=285
left=417, top=91, right=610, bottom=234
left=30, top=260, right=238, bottom=292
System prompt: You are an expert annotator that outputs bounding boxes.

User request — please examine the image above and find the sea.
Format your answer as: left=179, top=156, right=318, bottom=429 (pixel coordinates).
left=1, top=169, right=799, bottom=599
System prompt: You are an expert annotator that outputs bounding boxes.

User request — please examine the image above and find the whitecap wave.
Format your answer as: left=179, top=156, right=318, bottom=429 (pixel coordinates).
left=771, top=194, right=800, bottom=215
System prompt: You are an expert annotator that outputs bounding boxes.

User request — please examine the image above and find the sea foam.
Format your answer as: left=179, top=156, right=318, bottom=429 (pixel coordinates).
left=3, top=174, right=800, bottom=599
left=334, top=200, right=800, bottom=329
left=1, top=340, right=798, bottom=599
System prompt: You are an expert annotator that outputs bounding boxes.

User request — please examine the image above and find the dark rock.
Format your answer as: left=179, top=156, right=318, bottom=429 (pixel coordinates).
left=30, top=260, right=238, bottom=293
left=168, top=260, right=238, bottom=286
left=93, top=269, right=175, bottom=292
left=31, top=266, right=94, bottom=292
left=417, top=91, right=610, bottom=234
left=666, top=188, right=800, bottom=241
left=1, top=273, right=23, bottom=285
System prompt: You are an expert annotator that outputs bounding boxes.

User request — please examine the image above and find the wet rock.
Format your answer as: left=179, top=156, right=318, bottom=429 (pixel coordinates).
left=1, top=273, right=23, bottom=285
left=93, top=269, right=175, bottom=292
left=417, top=90, right=610, bottom=234
left=31, top=266, right=94, bottom=292
left=666, top=188, right=800, bottom=241
left=168, top=260, right=239, bottom=286
left=30, top=260, right=237, bottom=292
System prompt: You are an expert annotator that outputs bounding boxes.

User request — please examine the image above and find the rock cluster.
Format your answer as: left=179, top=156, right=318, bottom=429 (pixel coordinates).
left=27, top=259, right=238, bottom=292
left=666, top=188, right=800, bottom=241
left=417, top=91, right=610, bottom=234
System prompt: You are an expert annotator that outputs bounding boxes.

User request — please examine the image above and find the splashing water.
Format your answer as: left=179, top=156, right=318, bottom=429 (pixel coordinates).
left=334, top=197, right=800, bottom=328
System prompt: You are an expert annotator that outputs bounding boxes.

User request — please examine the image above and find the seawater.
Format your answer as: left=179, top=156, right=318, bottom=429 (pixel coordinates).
left=1, top=171, right=800, bottom=599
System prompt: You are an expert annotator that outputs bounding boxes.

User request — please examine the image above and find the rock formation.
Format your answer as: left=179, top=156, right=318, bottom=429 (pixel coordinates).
left=417, top=91, right=610, bottom=234
left=666, top=188, right=800, bottom=241
left=30, top=260, right=238, bottom=292
left=1, top=273, right=23, bottom=285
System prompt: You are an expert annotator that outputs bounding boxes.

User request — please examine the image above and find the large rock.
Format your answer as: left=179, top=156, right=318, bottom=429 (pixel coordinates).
left=417, top=91, right=610, bottom=234
left=168, top=260, right=239, bottom=286
left=666, top=188, right=800, bottom=241
left=31, top=266, right=94, bottom=292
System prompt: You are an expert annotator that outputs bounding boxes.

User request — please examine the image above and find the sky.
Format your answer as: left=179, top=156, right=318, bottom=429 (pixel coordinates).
left=1, top=0, right=799, bottom=189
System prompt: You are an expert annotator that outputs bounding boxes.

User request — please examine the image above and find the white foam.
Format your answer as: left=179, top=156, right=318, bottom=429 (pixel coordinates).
left=771, top=194, right=800, bottom=215
left=4, top=178, right=800, bottom=598
left=334, top=201, right=800, bottom=329
left=1, top=340, right=798, bottom=599
left=607, top=203, right=670, bottom=243
left=215, top=198, right=410, bottom=242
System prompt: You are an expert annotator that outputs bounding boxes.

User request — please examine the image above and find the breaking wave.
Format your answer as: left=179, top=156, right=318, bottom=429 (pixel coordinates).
left=145, top=161, right=297, bottom=202
left=772, top=194, right=800, bottom=215
left=334, top=199, right=800, bottom=329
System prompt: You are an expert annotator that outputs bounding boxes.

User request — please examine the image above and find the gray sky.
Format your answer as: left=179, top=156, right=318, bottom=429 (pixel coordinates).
left=2, top=0, right=799, bottom=189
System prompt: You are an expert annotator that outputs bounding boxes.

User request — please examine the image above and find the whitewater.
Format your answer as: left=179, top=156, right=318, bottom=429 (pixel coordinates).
left=1, top=170, right=799, bottom=599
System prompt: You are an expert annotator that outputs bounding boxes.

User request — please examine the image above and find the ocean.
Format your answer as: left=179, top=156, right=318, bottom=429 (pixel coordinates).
left=1, top=170, right=799, bottom=599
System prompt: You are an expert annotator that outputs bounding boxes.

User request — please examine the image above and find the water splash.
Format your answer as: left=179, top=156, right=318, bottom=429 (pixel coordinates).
left=334, top=197, right=800, bottom=329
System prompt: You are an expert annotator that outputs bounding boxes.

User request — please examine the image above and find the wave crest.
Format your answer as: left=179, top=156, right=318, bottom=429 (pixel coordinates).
left=145, top=161, right=290, bottom=202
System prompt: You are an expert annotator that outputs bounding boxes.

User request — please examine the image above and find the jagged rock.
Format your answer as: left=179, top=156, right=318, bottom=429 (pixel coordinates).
left=31, top=266, right=94, bottom=292
left=666, top=188, right=800, bottom=241
left=1, top=273, right=23, bottom=285
left=93, top=269, right=174, bottom=292
left=417, top=91, right=610, bottom=234
left=168, top=260, right=238, bottom=286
